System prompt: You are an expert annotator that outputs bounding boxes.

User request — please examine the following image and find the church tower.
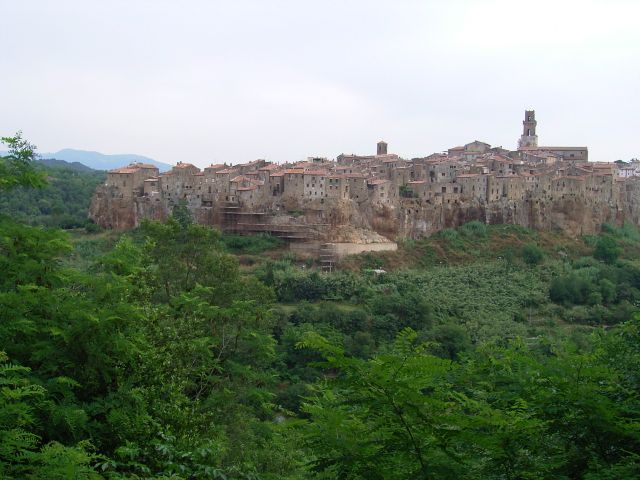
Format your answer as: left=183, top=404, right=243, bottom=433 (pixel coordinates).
left=377, top=140, right=388, bottom=155
left=518, top=110, right=538, bottom=149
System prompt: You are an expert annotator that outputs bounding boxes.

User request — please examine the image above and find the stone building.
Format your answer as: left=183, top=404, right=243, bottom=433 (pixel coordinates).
left=90, top=109, right=640, bottom=240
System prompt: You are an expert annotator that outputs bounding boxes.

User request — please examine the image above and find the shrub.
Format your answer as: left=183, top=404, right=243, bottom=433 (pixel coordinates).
left=437, top=228, right=459, bottom=241
left=594, top=236, right=620, bottom=264
left=459, top=220, right=488, bottom=238
left=221, top=233, right=283, bottom=254
left=522, top=243, right=544, bottom=265
left=84, top=220, right=101, bottom=234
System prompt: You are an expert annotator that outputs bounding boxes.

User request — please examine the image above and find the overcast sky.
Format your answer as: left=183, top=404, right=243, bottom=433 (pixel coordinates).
left=2, top=0, right=639, bottom=166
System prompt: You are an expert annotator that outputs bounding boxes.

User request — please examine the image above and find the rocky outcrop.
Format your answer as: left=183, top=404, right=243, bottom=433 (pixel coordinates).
left=383, top=193, right=627, bottom=239
left=90, top=183, right=640, bottom=241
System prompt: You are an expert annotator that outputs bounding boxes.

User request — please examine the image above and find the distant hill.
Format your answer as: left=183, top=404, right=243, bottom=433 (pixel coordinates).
left=37, top=157, right=95, bottom=172
left=37, top=149, right=172, bottom=172
left=0, top=159, right=107, bottom=229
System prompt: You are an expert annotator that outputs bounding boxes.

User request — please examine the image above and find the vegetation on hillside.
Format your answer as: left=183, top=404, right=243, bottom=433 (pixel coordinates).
left=2, top=133, right=640, bottom=478
left=0, top=166, right=106, bottom=229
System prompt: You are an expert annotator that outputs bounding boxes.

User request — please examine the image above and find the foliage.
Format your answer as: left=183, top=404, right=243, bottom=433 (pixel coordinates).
left=399, top=185, right=416, bottom=198
left=2, top=138, right=640, bottom=478
left=0, top=162, right=106, bottom=229
left=221, top=233, right=284, bottom=255
left=594, top=235, right=621, bottom=264
left=0, top=132, right=46, bottom=192
left=521, top=242, right=544, bottom=265
left=298, top=323, right=640, bottom=479
left=458, top=220, right=488, bottom=238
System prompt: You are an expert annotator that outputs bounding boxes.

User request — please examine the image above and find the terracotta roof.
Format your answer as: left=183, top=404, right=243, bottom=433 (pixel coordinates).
left=132, top=163, right=158, bottom=169
left=558, top=175, right=587, bottom=181
left=230, top=175, right=251, bottom=183
left=407, top=180, right=427, bottom=185
left=206, top=164, right=226, bottom=170
left=367, top=178, right=389, bottom=186
left=270, top=172, right=285, bottom=177
left=283, top=168, right=304, bottom=174
left=237, top=185, right=258, bottom=191
left=343, top=173, right=368, bottom=178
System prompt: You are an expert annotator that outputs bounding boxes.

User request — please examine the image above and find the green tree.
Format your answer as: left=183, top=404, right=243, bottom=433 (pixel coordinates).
left=299, top=329, right=558, bottom=479
left=594, top=235, right=621, bottom=264
left=0, top=132, right=46, bottom=191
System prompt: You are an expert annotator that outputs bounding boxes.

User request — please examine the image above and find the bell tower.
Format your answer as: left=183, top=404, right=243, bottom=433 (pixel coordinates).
left=377, top=140, right=388, bottom=155
left=518, top=110, right=538, bottom=149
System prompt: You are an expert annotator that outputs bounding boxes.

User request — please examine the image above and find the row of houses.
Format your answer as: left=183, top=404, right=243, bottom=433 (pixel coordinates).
left=102, top=138, right=628, bottom=219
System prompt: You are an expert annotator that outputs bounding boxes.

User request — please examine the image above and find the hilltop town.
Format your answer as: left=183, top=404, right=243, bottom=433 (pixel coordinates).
left=90, top=111, right=640, bottom=245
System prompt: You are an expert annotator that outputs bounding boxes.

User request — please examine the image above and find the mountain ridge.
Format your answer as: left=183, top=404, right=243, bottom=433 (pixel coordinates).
left=37, top=157, right=95, bottom=172
left=39, top=148, right=172, bottom=172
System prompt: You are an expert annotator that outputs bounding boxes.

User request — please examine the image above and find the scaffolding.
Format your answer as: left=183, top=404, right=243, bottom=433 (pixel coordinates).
left=220, top=202, right=328, bottom=242
left=320, top=243, right=336, bottom=272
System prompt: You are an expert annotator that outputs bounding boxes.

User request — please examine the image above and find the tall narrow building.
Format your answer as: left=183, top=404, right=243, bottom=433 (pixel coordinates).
left=518, top=110, right=538, bottom=149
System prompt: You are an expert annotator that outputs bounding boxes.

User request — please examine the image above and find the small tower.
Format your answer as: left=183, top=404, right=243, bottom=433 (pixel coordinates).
left=518, top=110, right=538, bottom=149
left=377, top=140, right=388, bottom=155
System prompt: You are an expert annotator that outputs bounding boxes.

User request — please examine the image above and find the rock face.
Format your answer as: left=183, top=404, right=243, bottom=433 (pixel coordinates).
left=90, top=175, right=640, bottom=241
left=89, top=186, right=167, bottom=230
left=391, top=191, right=629, bottom=238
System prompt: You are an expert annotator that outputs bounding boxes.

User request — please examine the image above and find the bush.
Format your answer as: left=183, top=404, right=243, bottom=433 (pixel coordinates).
left=437, top=228, right=459, bottom=241
left=459, top=220, right=488, bottom=238
left=84, top=220, right=101, bottom=234
left=594, top=236, right=620, bottom=264
left=522, top=243, right=544, bottom=265
left=221, top=233, right=284, bottom=254
left=428, top=323, right=471, bottom=360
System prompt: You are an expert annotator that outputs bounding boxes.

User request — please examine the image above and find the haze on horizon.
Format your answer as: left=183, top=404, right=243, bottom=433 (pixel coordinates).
left=1, top=0, right=639, bottom=168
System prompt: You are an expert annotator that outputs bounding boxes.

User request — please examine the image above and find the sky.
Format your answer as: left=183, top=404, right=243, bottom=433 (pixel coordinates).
left=1, top=0, right=639, bottom=167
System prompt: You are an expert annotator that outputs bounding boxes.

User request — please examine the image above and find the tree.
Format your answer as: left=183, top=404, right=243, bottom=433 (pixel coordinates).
left=594, top=236, right=621, bottom=264
left=298, top=329, right=557, bottom=479
left=0, top=132, right=46, bottom=191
